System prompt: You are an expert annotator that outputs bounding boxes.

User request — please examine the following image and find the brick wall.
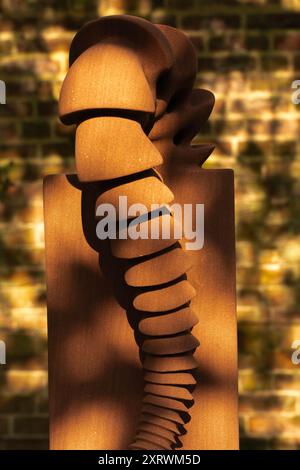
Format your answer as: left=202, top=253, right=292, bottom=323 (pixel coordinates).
left=0, top=0, right=300, bottom=450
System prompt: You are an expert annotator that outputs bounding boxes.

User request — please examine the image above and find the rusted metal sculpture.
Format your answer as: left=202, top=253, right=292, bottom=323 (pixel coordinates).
left=44, top=15, right=239, bottom=450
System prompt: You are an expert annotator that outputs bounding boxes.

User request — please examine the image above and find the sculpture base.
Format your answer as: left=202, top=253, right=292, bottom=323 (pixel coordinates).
left=44, top=168, right=239, bottom=450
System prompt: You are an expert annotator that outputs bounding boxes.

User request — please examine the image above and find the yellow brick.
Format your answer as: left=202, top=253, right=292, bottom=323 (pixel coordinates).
left=10, top=308, right=47, bottom=335
left=249, top=415, right=300, bottom=438
left=248, top=415, right=283, bottom=436
left=3, top=370, right=47, bottom=395
left=260, top=285, right=295, bottom=311
left=98, top=0, right=128, bottom=16
left=278, top=235, right=300, bottom=264
left=236, top=241, right=255, bottom=267
left=0, top=284, right=45, bottom=309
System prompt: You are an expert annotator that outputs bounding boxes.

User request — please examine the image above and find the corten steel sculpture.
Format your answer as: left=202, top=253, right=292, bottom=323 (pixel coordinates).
left=44, top=15, right=239, bottom=450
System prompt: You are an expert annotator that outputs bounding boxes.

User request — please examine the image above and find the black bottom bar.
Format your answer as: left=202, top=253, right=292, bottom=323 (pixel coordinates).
left=0, top=450, right=300, bottom=466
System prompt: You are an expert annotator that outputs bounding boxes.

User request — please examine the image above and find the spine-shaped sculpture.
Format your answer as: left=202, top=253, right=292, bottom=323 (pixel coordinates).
left=58, top=16, right=215, bottom=450
left=110, top=184, right=199, bottom=451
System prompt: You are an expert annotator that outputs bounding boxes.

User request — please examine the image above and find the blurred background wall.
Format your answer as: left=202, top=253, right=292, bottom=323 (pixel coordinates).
left=0, top=0, right=300, bottom=450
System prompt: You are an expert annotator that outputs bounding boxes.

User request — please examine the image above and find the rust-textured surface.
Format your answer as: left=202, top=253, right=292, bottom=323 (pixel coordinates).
left=44, top=15, right=238, bottom=450
left=44, top=169, right=238, bottom=450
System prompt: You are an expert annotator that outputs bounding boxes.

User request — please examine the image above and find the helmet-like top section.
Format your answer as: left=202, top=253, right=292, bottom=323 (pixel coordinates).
left=59, top=15, right=200, bottom=123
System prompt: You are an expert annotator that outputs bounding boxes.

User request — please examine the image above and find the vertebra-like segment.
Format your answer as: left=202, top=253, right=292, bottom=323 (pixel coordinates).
left=59, top=15, right=215, bottom=450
